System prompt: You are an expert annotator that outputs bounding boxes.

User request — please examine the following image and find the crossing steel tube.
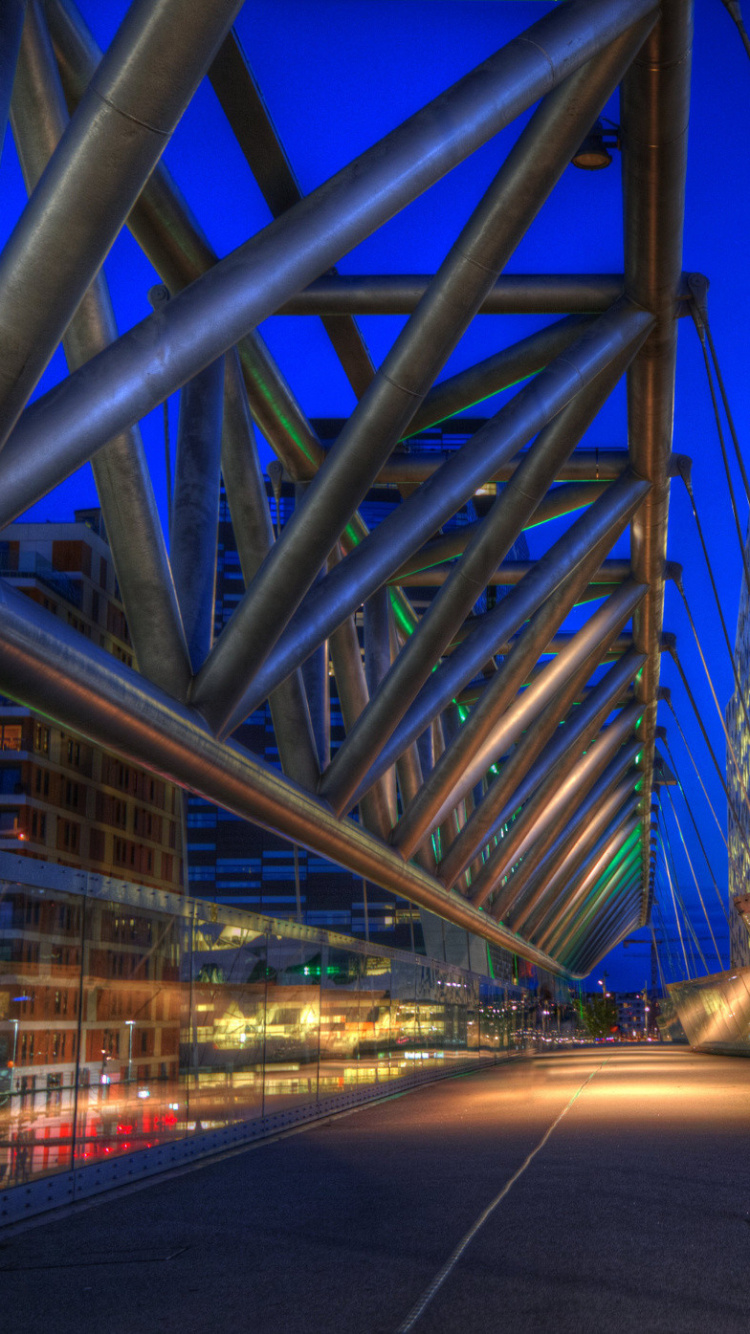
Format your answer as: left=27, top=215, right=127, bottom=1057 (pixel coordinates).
left=621, top=0, right=692, bottom=923
left=441, top=646, right=645, bottom=890
left=364, top=586, right=398, bottom=827
left=477, top=701, right=642, bottom=918
left=391, top=483, right=611, bottom=582
left=171, top=358, right=225, bottom=674
left=558, top=870, right=641, bottom=970
left=377, top=450, right=630, bottom=489
left=220, top=350, right=320, bottom=790
left=0, top=577, right=567, bottom=973
left=208, top=310, right=653, bottom=738
left=568, top=895, right=641, bottom=974
left=535, top=809, right=643, bottom=950
left=329, top=594, right=396, bottom=841
left=191, top=19, right=655, bottom=739
left=565, top=881, right=641, bottom=971
left=0, top=1, right=25, bottom=165
left=10, top=0, right=192, bottom=701
left=525, top=784, right=643, bottom=944
left=401, top=316, right=594, bottom=440
left=0, top=0, right=245, bottom=445
left=392, top=569, right=646, bottom=864
left=278, top=274, right=626, bottom=317
left=0, top=0, right=658, bottom=518
left=320, top=325, right=648, bottom=817
left=351, top=474, right=648, bottom=812
left=453, top=651, right=642, bottom=883
left=516, top=783, right=641, bottom=938
left=551, top=834, right=642, bottom=957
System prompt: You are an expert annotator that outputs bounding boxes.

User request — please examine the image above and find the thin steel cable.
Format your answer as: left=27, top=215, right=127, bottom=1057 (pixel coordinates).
left=678, top=472, right=750, bottom=739
left=690, top=306, right=750, bottom=588
left=659, top=839, right=690, bottom=979
left=665, top=698, right=728, bottom=851
left=655, top=890, right=681, bottom=984
left=663, top=784, right=724, bottom=969
left=676, top=588, right=750, bottom=823
left=669, top=650, right=750, bottom=851
left=650, top=922, right=668, bottom=996
left=705, top=315, right=750, bottom=507
left=662, top=735, right=730, bottom=925
left=654, top=895, right=680, bottom=984
left=658, top=806, right=708, bottom=975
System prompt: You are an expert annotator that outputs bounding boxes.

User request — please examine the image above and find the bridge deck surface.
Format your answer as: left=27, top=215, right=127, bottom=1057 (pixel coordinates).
left=3, top=1048, right=749, bottom=1333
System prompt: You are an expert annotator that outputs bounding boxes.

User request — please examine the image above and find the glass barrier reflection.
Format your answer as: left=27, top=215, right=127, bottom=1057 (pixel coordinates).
left=0, top=865, right=574, bottom=1195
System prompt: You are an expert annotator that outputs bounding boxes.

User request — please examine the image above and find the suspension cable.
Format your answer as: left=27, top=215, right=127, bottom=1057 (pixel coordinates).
left=662, top=734, right=730, bottom=925
left=658, top=806, right=709, bottom=976
left=665, top=698, right=728, bottom=851
left=705, top=314, right=750, bottom=507
left=650, top=922, right=668, bottom=996
left=654, top=894, right=680, bottom=984
left=663, top=784, right=725, bottom=969
left=689, top=303, right=750, bottom=590
left=659, top=839, right=690, bottom=979
left=675, top=589, right=750, bottom=824
left=677, top=469, right=750, bottom=737
left=669, top=648, right=750, bottom=850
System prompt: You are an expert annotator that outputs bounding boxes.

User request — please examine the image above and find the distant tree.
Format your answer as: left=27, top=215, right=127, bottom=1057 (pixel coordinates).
left=579, top=995, right=618, bottom=1040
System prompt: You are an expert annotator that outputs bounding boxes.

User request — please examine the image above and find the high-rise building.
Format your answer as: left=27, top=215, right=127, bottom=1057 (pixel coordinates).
left=727, top=552, right=750, bottom=969
left=0, top=511, right=185, bottom=893
left=186, top=422, right=529, bottom=957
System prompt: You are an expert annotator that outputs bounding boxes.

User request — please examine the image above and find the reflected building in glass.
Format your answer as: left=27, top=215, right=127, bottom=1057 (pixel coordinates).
left=0, top=510, right=185, bottom=895
left=0, top=855, right=574, bottom=1220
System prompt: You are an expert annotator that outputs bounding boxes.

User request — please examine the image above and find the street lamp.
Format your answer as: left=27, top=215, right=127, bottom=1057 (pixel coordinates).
left=125, top=1020, right=135, bottom=1084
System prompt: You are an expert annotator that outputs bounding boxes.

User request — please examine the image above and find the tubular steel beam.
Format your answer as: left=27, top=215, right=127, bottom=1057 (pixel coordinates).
left=390, top=570, right=646, bottom=863
left=207, top=310, right=653, bottom=737
left=351, top=473, right=649, bottom=810
left=0, top=1, right=25, bottom=165
left=528, top=795, right=641, bottom=947
left=220, top=350, right=320, bottom=790
left=401, top=316, right=595, bottom=439
left=0, top=0, right=659, bottom=524
left=516, top=779, right=642, bottom=937
left=192, top=23, right=656, bottom=739
left=621, top=0, right=692, bottom=924
left=207, top=28, right=376, bottom=399
left=11, top=0, right=192, bottom=701
left=0, top=0, right=245, bottom=445
left=39, top=0, right=419, bottom=650
left=390, top=482, right=611, bottom=582
left=275, top=273, right=695, bottom=317
left=171, top=358, right=225, bottom=674
left=319, top=318, right=650, bottom=818
left=478, top=703, right=643, bottom=919
left=0, top=576, right=568, bottom=975
left=441, top=646, right=645, bottom=890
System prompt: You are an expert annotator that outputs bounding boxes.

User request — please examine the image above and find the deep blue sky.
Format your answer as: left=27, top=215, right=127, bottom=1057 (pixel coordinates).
left=1, top=0, right=747, bottom=991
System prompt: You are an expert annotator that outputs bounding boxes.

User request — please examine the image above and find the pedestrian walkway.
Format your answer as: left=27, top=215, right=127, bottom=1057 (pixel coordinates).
left=2, top=1049, right=748, bottom=1333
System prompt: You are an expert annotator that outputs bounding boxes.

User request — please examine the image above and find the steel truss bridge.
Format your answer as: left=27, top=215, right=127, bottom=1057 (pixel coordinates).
left=0, top=0, right=694, bottom=979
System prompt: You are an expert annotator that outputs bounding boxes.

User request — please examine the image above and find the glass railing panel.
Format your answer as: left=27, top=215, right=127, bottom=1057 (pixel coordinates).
left=182, top=903, right=268, bottom=1133
left=0, top=882, right=83, bottom=1187
left=74, top=892, right=184, bottom=1169
left=263, top=932, right=321, bottom=1113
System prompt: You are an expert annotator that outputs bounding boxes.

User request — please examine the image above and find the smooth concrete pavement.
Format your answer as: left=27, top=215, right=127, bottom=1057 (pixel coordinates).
left=2, top=1048, right=749, bottom=1333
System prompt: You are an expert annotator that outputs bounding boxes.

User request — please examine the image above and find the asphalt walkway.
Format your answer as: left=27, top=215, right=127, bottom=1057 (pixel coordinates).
left=2, top=1048, right=749, bottom=1333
